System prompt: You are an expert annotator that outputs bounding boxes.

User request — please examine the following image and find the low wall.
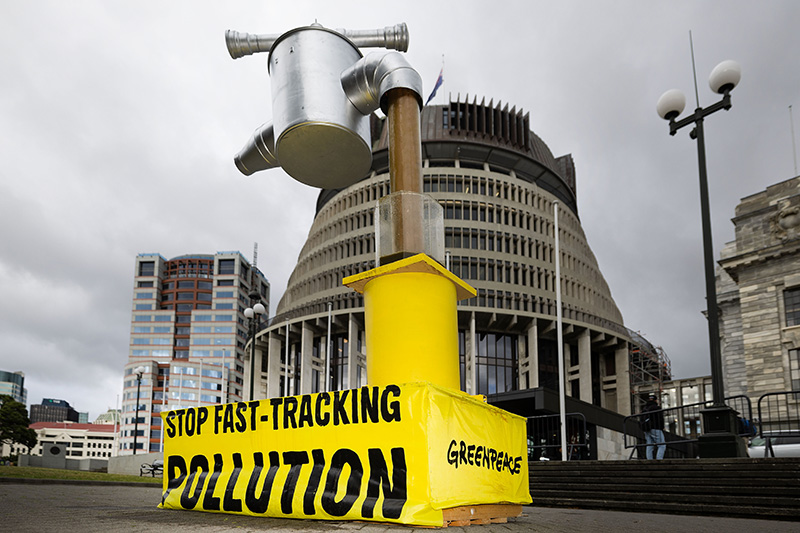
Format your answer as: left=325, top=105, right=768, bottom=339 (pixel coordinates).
left=18, top=455, right=109, bottom=472
left=596, top=427, right=627, bottom=460
left=108, top=451, right=163, bottom=476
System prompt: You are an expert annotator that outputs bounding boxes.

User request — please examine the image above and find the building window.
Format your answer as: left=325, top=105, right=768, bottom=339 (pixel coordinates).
left=218, top=259, right=235, bottom=275
left=139, top=261, right=155, bottom=277
left=785, top=287, right=800, bottom=327
left=790, top=349, right=800, bottom=391
left=475, top=332, right=518, bottom=396
left=330, top=334, right=349, bottom=390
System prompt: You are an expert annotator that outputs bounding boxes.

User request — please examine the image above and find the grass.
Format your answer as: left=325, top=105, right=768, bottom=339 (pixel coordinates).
left=0, top=465, right=161, bottom=485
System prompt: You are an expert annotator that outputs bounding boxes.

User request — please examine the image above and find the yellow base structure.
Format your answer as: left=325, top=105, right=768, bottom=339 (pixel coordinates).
left=159, top=382, right=531, bottom=527
left=343, top=254, right=476, bottom=391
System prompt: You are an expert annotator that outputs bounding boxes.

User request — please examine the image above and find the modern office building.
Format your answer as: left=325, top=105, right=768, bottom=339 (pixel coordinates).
left=0, top=370, right=26, bottom=404
left=119, top=251, right=269, bottom=455
left=248, top=97, right=641, bottom=458
left=29, top=398, right=79, bottom=424
left=717, top=176, right=800, bottom=404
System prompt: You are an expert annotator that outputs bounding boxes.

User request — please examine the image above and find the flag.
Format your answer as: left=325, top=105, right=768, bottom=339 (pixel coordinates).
left=425, top=67, right=443, bottom=106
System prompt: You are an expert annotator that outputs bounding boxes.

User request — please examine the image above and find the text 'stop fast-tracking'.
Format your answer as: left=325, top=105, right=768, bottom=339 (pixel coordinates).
left=165, top=385, right=402, bottom=438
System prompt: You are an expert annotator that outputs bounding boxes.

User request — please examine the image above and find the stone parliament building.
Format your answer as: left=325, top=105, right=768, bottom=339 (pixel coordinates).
left=718, top=176, right=800, bottom=405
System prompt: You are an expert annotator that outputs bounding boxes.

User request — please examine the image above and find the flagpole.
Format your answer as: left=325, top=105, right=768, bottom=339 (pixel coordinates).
left=554, top=200, right=567, bottom=461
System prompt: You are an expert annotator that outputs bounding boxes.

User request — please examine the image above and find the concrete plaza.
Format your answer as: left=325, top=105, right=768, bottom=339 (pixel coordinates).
left=1, top=480, right=798, bottom=532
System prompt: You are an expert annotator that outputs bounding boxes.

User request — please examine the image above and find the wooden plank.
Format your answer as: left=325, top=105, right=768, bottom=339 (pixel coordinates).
left=442, top=504, right=522, bottom=526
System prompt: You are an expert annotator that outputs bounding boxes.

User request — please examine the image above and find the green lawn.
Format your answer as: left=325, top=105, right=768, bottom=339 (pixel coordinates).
left=0, top=465, right=161, bottom=485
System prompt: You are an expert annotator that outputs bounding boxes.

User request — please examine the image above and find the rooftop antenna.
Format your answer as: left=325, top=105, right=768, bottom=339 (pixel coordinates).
left=251, top=241, right=259, bottom=290
left=790, top=105, right=798, bottom=176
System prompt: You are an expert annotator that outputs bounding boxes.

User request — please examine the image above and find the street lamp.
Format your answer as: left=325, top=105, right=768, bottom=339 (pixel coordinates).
left=244, top=291, right=266, bottom=401
left=657, top=58, right=746, bottom=457
left=132, top=365, right=146, bottom=455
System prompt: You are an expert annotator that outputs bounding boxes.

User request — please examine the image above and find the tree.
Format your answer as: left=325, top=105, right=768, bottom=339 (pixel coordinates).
left=0, top=395, right=37, bottom=451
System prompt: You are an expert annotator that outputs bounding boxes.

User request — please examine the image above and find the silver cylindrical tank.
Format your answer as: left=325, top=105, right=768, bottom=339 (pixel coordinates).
left=268, top=26, right=372, bottom=189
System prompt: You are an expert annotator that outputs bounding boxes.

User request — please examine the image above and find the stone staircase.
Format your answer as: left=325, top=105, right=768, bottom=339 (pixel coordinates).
left=529, top=458, right=800, bottom=521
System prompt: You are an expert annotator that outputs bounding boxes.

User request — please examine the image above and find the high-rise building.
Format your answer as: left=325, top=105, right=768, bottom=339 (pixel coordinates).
left=0, top=370, right=26, bottom=404
left=29, top=398, right=79, bottom=424
left=248, top=98, right=639, bottom=458
left=120, top=251, right=269, bottom=455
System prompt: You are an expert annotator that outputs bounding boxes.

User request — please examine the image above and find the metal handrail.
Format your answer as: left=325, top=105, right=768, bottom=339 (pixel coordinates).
left=623, top=394, right=754, bottom=459
left=756, top=390, right=800, bottom=458
left=527, top=413, right=588, bottom=461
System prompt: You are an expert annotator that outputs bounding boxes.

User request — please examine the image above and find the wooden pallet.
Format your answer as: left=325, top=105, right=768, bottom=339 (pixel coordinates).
left=441, top=504, right=523, bottom=527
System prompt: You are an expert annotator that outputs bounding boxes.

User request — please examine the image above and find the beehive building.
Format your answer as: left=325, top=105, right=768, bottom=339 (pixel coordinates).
left=248, top=97, right=634, bottom=445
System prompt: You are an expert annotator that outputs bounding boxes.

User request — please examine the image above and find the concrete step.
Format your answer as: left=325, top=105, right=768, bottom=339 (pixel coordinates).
left=531, top=496, right=800, bottom=520
left=530, top=481, right=800, bottom=497
left=530, top=488, right=800, bottom=508
left=527, top=458, right=800, bottom=520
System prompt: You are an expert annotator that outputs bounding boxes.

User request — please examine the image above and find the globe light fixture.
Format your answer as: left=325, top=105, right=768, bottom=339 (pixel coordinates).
left=657, top=59, right=746, bottom=457
left=245, top=295, right=266, bottom=400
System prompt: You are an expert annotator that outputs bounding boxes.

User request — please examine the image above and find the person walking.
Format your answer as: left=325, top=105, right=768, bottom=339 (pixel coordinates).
left=642, top=393, right=666, bottom=460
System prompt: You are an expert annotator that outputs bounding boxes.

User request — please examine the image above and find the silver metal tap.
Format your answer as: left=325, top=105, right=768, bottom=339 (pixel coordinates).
left=225, top=23, right=409, bottom=59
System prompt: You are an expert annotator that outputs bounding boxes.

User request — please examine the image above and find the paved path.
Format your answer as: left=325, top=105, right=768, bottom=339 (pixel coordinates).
left=1, top=481, right=798, bottom=532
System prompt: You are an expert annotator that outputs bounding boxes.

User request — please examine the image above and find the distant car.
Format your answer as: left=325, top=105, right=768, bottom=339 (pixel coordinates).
left=748, top=435, right=800, bottom=458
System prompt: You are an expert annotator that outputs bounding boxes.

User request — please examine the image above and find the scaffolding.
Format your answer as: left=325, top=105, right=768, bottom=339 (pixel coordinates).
left=627, top=329, right=672, bottom=414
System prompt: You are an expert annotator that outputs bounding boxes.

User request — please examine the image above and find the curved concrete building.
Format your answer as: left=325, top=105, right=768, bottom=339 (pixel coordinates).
left=249, top=97, right=632, bottom=434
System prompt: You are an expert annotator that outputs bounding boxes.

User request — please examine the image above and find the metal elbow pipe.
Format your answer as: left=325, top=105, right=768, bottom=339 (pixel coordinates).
left=340, top=51, right=423, bottom=116
left=234, top=123, right=279, bottom=176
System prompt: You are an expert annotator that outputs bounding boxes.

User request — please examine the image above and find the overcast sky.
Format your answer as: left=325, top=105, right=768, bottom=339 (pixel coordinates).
left=2, top=1, right=799, bottom=419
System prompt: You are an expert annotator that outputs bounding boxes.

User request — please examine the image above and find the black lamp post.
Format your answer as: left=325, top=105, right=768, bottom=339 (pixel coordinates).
left=244, top=291, right=266, bottom=401
left=657, top=59, right=747, bottom=457
left=132, top=365, right=146, bottom=455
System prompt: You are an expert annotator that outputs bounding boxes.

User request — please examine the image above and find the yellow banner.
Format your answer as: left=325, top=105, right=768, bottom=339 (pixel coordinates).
left=159, top=382, right=530, bottom=526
